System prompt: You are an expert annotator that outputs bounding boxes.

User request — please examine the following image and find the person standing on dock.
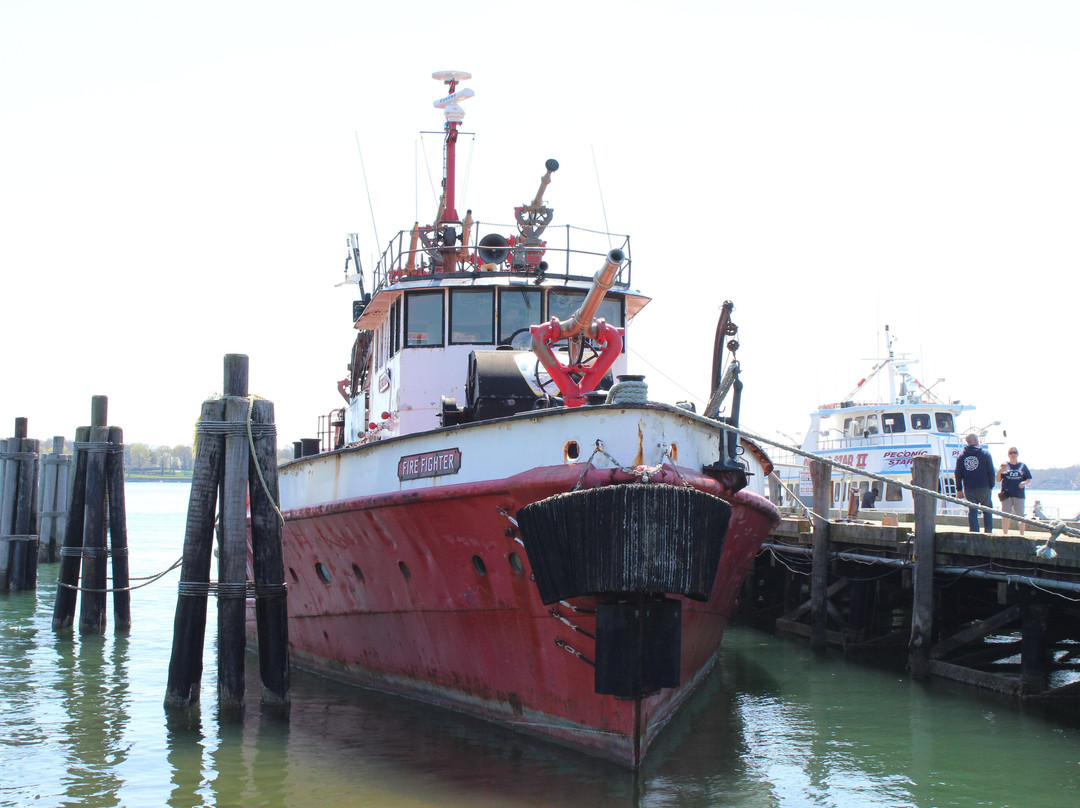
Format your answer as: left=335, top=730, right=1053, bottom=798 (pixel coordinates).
left=955, top=433, right=996, bottom=532
left=997, top=447, right=1033, bottom=535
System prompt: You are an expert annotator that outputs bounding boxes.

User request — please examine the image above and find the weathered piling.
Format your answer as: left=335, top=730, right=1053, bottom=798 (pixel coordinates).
left=52, top=425, right=90, bottom=629
left=165, top=354, right=290, bottom=714
left=1, top=418, right=41, bottom=591
left=51, top=396, right=131, bottom=633
left=164, top=398, right=225, bottom=708
left=809, top=459, right=831, bottom=651
left=107, top=425, right=131, bottom=629
left=79, top=402, right=110, bottom=633
left=219, top=357, right=252, bottom=712
left=38, top=436, right=72, bottom=563
left=249, top=397, right=290, bottom=707
left=908, top=454, right=940, bottom=678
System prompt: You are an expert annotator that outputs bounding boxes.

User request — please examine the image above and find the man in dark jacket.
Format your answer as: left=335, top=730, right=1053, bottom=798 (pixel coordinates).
left=955, top=434, right=996, bottom=532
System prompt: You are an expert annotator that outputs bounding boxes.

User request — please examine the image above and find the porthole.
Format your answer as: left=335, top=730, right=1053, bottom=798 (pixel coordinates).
left=399, top=561, right=411, bottom=580
left=315, top=562, right=332, bottom=585
left=352, top=564, right=365, bottom=583
left=509, top=552, right=524, bottom=576
left=472, top=555, right=487, bottom=576
left=668, top=443, right=678, bottom=462
left=565, top=441, right=580, bottom=461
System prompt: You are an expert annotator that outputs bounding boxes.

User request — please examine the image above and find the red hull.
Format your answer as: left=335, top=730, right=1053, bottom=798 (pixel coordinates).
left=273, top=463, right=779, bottom=766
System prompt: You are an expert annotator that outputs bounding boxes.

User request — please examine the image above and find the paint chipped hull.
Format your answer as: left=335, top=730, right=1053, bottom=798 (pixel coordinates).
left=272, top=405, right=780, bottom=766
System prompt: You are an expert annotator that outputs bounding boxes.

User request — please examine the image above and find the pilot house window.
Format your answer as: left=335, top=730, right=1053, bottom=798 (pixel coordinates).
left=935, top=413, right=954, bottom=432
left=882, top=412, right=905, bottom=434
left=911, top=414, right=931, bottom=430
left=449, top=289, right=494, bottom=344
left=405, top=291, right=444, bottom=347
left=498, top=288, right=542, bottom=347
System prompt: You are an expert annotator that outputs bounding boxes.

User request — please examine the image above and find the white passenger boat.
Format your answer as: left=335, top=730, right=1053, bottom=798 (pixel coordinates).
left=772, top=327, right=1003, bottom=516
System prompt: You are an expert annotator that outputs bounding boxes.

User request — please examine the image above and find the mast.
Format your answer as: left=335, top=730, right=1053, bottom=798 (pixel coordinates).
left=432, top=70, right=473, bottom=227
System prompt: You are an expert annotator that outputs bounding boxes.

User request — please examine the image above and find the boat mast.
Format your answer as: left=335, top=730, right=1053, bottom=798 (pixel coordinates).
left=432, top=70, right=473, bottom=229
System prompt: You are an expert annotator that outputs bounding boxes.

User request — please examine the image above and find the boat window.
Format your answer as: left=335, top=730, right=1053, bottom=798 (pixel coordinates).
left=882, top=412, right=905, bottom=434
left=405, top=291, right=444, bottom=347
left=852, top=416, right=865, bottom=436
left=843, top=417, right=854, bottom=436
left=832, top=482, right=840, bottom=501
left=911, top=413, right=931, bottom=430
left=865, top=414, right=879, bottom=435
left=935, top=413, right=954, bottom=432
left=885, top=482, right=902, bottom=502
left=389, top=298, right=401, bottom=358
left=449, top=289, right=495, bottom=344
left=547, top=290, right=625, bottom=328
left=498, top=288, right=542, bottom=346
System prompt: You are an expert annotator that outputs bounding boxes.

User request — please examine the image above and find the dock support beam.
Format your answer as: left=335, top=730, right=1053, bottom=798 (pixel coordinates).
left=909, top=454, right=940, bottom=678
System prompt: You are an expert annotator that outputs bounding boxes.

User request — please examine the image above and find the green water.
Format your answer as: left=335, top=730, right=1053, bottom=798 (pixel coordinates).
left=3, top=482, right=1080, bottom=807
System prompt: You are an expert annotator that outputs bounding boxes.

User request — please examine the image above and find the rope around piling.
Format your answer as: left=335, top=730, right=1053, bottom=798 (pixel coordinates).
left=195, top=394, right=284, bottom=526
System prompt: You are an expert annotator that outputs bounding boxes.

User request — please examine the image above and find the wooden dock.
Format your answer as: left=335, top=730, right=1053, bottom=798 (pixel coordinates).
left=742, top=457, right=1080, bottom=699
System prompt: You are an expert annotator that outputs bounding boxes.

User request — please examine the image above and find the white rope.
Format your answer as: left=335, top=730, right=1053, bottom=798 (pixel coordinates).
left=606, top=379, right=648, bottom=405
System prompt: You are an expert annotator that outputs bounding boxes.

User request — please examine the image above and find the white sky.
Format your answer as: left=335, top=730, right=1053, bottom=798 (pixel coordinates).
left=2, top=1, right=1077, bottom=467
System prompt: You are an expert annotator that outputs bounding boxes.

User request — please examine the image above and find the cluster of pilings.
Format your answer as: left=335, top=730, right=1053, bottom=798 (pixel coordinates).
left=165, top=354, right=289, bottom=714
left=0, top=418, right=39, bottom=591
left=51, top=396, right=131, bottom=634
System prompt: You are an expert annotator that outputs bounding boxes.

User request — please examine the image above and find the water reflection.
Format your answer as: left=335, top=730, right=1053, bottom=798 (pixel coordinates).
left=51, top=631, right=132, bottom=806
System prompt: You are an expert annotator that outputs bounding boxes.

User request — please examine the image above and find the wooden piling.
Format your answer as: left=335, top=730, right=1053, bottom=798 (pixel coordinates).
left=1, top=418, right=41, bottom=591
left=79, top=400, right=110, bottom=634
left=1020, top=599, right=1049, bottom=694
left=809, top=459, right=831, bottom=651
left=53, top=426, right=90, bottom=630
left=250, top=397, right=290, bottom=707
left=38, top=436, right=72, bottom=563
left=11, top=433, right=40, bottom=591
left=164, top=398, right=226, bottom=709
left=218, top=355, right=251, bottom=712
left=908, top=454, right=940, bottom=678
left=107, top=426, right=131, bottom=630
left=0, top=432, right=20, bottom=590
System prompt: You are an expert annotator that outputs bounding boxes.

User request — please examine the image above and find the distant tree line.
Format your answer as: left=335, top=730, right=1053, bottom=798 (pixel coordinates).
left=1027, top=465, right=1080, bottom=491
left=42, top=440, right=295, bottom=470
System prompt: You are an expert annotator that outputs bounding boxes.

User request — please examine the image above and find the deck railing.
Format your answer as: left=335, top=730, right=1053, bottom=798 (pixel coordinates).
left=369, top=223, right=632, bottom=290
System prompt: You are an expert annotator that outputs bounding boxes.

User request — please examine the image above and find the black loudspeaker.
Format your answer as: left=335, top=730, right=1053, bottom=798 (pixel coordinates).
left=478, top=233, right=510, bottom=265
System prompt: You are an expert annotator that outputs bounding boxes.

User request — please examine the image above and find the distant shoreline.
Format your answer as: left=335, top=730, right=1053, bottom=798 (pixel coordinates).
left=124, top=472, right=193, bottom=482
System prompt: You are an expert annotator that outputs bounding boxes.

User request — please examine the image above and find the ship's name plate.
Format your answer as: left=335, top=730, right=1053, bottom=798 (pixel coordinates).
left=398, top=448, right=462, bottom=481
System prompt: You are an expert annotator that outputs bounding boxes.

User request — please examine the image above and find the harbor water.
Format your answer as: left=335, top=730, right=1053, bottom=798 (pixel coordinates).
left=3, top=483, right=1080, bottom=808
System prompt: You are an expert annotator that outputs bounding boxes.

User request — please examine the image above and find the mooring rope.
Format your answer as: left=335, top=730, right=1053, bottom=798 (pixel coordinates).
left=606, top=378, right=648, bottom=405
left=55, top=556, right=183, bottom=594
